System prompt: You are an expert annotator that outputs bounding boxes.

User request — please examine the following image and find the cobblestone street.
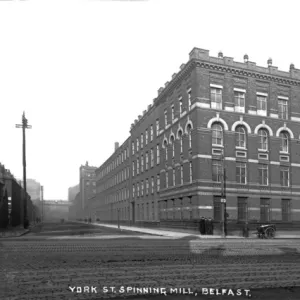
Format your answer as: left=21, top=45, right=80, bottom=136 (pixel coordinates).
left=1, top=223, right=300, bottom=299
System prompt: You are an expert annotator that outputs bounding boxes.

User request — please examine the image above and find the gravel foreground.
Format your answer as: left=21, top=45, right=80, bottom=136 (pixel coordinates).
left=2, top=223, right=300, bottom=300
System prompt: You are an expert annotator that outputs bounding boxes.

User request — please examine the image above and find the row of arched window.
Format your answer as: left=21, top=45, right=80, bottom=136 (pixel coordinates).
left=212, top=123, right=290, bottom=152
left=162, top=124, right=193, bottom=160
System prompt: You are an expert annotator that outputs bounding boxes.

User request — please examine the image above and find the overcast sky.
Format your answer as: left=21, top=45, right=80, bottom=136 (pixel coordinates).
left=0, top=0, right=299, bottom=200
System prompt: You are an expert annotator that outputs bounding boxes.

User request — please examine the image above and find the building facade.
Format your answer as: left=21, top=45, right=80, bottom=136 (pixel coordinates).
left=87, top=48, right=300, bottom=231
left=79, top=162, right=97, bottom=213
left=89, top=139, right=131, bottom=222
left=0, top=163, right=37, bottom=227
left=42, top=200, right=71, bottom=221
left=68, top=184, right=80, bottom=202
left=20, top=179, right=41, bottom=201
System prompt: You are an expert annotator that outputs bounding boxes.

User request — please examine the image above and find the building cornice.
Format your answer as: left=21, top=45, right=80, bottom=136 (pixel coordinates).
left=130, top=60, right=195, bottom=133
left=195, top=60, right=300, bottom=87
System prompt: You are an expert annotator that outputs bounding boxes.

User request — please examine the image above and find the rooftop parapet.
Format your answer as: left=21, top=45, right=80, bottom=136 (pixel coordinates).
left=189, top=47, right=300, bottom=80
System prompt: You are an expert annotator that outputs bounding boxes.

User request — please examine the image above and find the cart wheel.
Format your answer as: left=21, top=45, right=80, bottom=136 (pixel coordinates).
left=265, top=228, right=275, bottom=239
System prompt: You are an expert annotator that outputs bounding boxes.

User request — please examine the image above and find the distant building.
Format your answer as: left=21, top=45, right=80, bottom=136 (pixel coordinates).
left=68, top=192, right=81, bottom=220
left=27, top=179, right=41, bottom=201
left=80, top=161, right=97, bottom=212
left=68, top=184, right=79, bottom=202
left=42, top=200, right=70, bottom=221
left=0, top=163, right=37, bottom=227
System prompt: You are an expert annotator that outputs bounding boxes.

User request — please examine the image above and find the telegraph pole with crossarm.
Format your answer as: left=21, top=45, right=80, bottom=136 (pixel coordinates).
left=16, top=112, right=32, bottom=229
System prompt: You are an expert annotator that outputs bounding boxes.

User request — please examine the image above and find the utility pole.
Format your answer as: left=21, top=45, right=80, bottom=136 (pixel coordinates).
left=16, top=112, right=32, bottom=229
left=220, top=154, right=227, bottom=238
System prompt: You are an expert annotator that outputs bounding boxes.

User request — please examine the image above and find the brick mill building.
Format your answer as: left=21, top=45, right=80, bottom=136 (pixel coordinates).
left=85, top=47, right=300, bottom=231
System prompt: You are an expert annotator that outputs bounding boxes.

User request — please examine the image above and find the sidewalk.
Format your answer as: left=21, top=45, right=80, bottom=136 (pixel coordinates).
left=0, top=227, right=29, bottom=238
left=0, top=223, right=40, bottom=238
left=81, top=221, right=300, bottom=239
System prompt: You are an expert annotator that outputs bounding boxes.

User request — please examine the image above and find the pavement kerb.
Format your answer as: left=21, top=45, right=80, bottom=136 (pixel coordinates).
left=75, top=221, right=300, bottom=239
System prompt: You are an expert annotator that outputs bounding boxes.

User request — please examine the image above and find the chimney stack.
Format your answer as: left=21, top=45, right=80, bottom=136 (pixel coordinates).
left=115, top=142, right=119, bottom=151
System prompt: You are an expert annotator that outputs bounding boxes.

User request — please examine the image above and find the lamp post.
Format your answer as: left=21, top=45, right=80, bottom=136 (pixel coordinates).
left=16, top=112, right=32, bottom=229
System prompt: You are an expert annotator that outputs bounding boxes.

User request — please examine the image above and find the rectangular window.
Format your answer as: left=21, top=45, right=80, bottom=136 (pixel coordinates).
left=132, top=184, right=135, bottom=198
left=157, top=174, right=160, bottom=192
left=156, top=144, right=160, bottom=165
left=164, top=109, right=168, bottom=127
left=189, top=162, right=193, bottom=183
left=280, top=166, right=290, bottom=187
left=141, top=155, right=144, bottom=173
left=150, top=125, right=153, bottom=141
left=136, top=204, right=139, bottom=220
left=146, top=203, right=149, bottom=220
left=278, top=99, right=288, bottom=120
left=132, top=142, right=134, bottom=155
left=188, top=89, right=192, bottom=110
left=173, top=169, right=176, bottom=186
left=156, top=119, right=159, bottom=134
left=179, top=97, right=183, bottom=115
left=213, top=196, right=221, bottom=221
left=152, top=202, right=155, bottom=220
left=151, top=176, right=154, bottom=194
left=146, top=179, right=149, bottom=195
left=260, top=198, right=270, bottom=222
left=180, top=165, right=183, bottom=184
left=136, top=158, right=139, bottom=175
left=171, top=105, right=174, bottom=121
left=234, top=91, right=245, bottom=113
left=141, top=134, right=144, bottom=149
left=258, top=164, right=268, bottom=185
left=212, top=160, right=222, bottom=182
left=141, top=181, right=144, bottom=196
left=166, top=172, right=169, bottom=188
left=132, top=162, right=135, bottom=177
left=237, top=197, right=248, bottom=222
left=282, top=199, right=291, bottom=222
left=150, top=148, right=154, bottom=167
left=210, top=88, right=222, bottom=110
left=137, top=183, right=140, bottom=197
left=136, top=139, right=139, bottom=152
left=257, top=95, right=267, bottom=116
left=236, top=162, right=247, bottom=184
left=146, top=152, right=149, bottom=170
left=145, top=129, right=148, bottom=145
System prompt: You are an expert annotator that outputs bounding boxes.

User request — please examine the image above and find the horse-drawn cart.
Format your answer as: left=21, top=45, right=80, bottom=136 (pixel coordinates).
left=254, top=224, right=276, bottom=239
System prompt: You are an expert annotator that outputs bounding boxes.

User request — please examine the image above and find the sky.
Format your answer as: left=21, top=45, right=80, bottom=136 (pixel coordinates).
left=0, top=0, right=299, bottom=201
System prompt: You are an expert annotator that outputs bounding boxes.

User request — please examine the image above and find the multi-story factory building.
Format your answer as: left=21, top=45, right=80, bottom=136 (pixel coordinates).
left=89, top=140, right=131, bottom=222
left=88, top=48, right=300, bottom=231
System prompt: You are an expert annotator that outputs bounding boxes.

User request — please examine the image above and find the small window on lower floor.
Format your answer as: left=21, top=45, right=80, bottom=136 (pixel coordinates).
left=237, top=197, right=248, bottom=222
left=213, top=196, right=221, bottom=221
left=282, top=199, right=291, bottom=222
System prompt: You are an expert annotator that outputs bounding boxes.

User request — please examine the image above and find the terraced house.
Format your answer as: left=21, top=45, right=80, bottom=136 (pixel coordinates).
left=88, top=47, right=300, bottom=231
